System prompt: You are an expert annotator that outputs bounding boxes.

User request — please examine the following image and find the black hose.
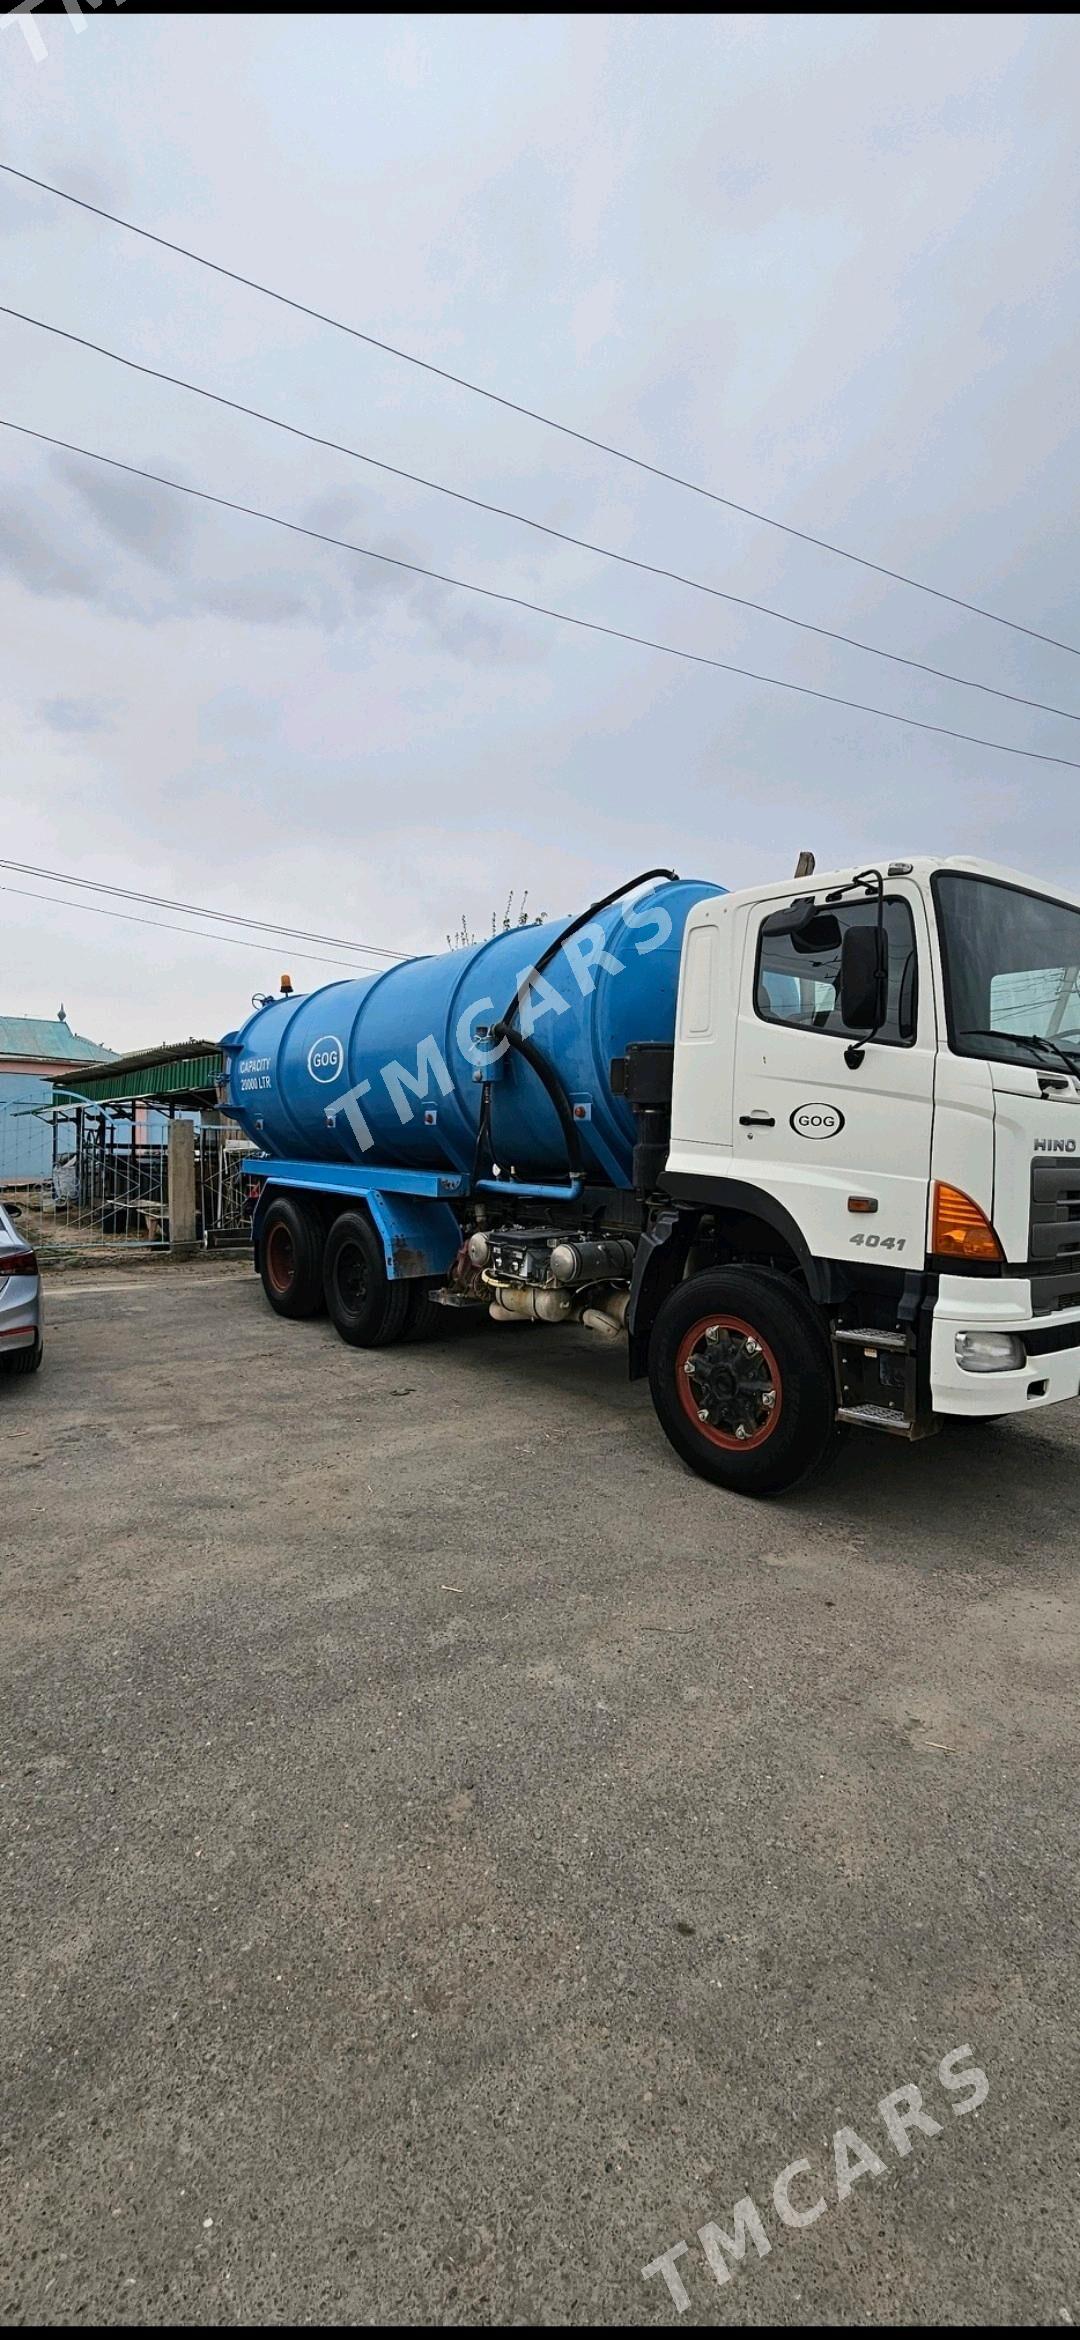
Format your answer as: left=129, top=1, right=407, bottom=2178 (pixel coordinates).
left=474, top=866, right=679, bottom=1193
left=494, top=866, right=678, bottom=1035
left=501, top=1026, right=585, bottom=1180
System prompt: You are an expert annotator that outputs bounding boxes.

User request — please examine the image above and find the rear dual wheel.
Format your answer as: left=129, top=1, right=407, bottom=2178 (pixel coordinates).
left=648, top=1267, right=834, bottom=1496
left=260, top=1196, right=443, bottom=1347
left=400, top=1281, right=451, bottom=1342
left=322, top=1211, right=412, bottom=1348
left=259, top=1195, right=325, bottom=1320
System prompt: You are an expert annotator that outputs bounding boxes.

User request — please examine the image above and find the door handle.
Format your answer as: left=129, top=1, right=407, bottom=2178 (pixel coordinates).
left=740, top=1112, right=775, bottom=1127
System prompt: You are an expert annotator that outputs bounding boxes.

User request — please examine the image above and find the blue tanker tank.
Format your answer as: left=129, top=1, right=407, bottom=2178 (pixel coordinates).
left=222, top=876, right=722, bottom=1194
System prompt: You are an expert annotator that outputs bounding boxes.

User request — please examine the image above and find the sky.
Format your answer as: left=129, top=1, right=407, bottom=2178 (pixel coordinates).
left=2, top=10, right=1080, bottom=1053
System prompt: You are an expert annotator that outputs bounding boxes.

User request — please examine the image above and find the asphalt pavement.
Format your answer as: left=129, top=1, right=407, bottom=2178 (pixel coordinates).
left=1, top=1259, right=1078, bottom=2324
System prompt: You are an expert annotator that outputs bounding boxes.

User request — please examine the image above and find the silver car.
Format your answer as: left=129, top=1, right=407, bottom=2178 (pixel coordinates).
left=0, top=1202, right=43, bottom=1377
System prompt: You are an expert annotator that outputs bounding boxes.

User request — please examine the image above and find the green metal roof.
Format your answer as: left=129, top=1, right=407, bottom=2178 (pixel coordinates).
left=0, top=1013, right=115, bottom=1063
left=55, top=1043, right=223, bottom=1105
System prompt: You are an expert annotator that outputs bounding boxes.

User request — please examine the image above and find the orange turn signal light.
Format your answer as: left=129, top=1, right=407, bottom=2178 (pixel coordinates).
left=932, top=1181, right=1004, bottom=1262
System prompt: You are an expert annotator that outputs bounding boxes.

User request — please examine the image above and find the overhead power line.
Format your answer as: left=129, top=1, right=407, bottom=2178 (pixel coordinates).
left=0, top=856, right=409, bottom=959
left=3, top=156, right=1077, bottom=661
left=0, top=880, right=380, bottom=973
left=5, top=414, right=1080, bottom=775
left=5, top=301, right=1078, bottom=729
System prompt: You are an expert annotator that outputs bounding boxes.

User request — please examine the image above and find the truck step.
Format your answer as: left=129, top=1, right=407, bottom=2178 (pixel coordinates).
left=836, top=1403, right=913, bottom=1435
left=833, top=1326, right=908, bottom=1352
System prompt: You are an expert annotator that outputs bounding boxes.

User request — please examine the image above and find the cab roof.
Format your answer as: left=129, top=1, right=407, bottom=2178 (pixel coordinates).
left=715, top=857, right=1080, bottom=914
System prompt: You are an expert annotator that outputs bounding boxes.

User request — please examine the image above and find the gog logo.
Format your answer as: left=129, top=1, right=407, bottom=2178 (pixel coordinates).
left=307, top=1035, right=346, bottom=1084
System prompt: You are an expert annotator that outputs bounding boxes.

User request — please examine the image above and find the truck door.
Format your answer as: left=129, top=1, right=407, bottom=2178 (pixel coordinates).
left=731, top=885, right=936, bottom=1270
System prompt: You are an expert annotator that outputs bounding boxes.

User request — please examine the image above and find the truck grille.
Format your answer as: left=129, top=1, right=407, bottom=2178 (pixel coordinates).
left=1029, top=1159, right=1080, bottom=1312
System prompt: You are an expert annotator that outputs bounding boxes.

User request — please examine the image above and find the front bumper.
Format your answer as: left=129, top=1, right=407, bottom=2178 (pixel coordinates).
left=931, top=1274, right=1080, bottom=1418
left=0, top=1272, right=42, bottom=1357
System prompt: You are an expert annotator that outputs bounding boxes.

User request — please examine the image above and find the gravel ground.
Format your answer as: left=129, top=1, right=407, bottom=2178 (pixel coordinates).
left=1, top=1258, right=1078, bottom=2325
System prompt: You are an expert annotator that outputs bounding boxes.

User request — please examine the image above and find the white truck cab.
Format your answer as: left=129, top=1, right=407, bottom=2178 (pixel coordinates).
left=658, top=855, right=1080, bottom=1462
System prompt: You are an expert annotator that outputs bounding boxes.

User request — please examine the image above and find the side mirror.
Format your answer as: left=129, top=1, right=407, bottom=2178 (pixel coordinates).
left=762, top=902, right=842, bottom=952
left=6, top=1203, right=22, bottom=1220
left=840, top=924, right=888, bottom=1030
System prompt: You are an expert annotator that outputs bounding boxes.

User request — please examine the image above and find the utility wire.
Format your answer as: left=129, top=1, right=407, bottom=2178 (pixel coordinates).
left=5, top=301, right=1077, bottom=728
left=0, top=856, right=409, bottom=959
left=5, top=414, right=1080, bottom=774
left=3, top=157, right=1077, bottom=661
left=0, top=880, right=380, bottom=973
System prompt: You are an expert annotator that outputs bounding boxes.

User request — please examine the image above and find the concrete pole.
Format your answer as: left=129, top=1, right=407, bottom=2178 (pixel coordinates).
left=168, top=1118, right=197, bottom=1257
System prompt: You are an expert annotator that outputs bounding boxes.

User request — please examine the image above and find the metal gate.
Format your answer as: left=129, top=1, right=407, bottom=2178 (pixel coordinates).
left=196, top=1125, right=260, bottom=1248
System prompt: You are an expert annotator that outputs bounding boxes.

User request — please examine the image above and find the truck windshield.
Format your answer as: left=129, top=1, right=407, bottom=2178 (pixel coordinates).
left=934, top=871, right=1080, bottom=1067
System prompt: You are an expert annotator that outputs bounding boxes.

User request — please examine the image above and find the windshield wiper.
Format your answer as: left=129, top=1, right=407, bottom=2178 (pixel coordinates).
left=958, top=1028, right=1080, bottom=1080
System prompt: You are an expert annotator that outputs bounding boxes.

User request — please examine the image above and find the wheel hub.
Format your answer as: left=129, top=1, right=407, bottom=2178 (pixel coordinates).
left=676, top=1316, right=782, bottom=1450
left=266, top=1223, right=295, bottom=1295
left=338, top=1244, right=369, bottom=1312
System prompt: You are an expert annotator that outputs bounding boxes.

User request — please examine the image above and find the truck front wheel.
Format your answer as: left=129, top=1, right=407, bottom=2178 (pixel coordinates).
left=259, top=1195, right=326, bottom=1319
left=323, top=1211, right=412, bottom=1348
left=648, top=1268, right=834, bottom=1496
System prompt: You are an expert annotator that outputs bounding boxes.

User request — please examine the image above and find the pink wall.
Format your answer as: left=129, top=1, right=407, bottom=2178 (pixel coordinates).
left=0, top=1055, right=85, bottom=1079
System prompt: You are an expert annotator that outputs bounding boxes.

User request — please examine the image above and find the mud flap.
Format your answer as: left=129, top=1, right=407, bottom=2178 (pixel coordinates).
left=364, top=1193, right=462, bottom=1281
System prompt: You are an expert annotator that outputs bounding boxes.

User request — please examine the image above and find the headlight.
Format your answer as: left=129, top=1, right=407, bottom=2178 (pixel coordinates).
left=954, top=1330, right=1025, bottom=1373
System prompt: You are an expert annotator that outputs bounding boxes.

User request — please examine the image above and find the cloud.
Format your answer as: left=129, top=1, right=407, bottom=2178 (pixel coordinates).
left=297, top=491, right=543, bottom=660
left=40, top=695, right=116, bottom=736
left=199, top=689, right=277, bottom=744
left=0, top=156, right=126, bottom=240
left=56, top=457, right=193, bottom=569
left=299, top=487, right=370, bottom=537
left=195, top=577, right=315, bottom=625
left=3, top=458, right=534, bottom=658
left=0, top=503, right=106, bottom=602
left=36, top=155, right=127, bottom=213
left=407, top=574, right=535, bottom=663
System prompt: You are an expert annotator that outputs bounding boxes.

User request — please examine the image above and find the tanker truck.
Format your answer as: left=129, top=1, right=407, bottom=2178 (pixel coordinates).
left=220, top=857, right=1080, bottom=1496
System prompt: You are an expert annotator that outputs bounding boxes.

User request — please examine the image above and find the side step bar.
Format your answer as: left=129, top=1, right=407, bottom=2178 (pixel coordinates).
left=831, top=1323, right=924, bottom=1438
left=833, top=1326, right=907, bottom=1353
left=836, top=1402, right=912, bottom=1435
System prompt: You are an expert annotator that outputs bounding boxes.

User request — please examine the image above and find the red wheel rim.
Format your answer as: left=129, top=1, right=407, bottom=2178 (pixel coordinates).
left=266, top=1222, right=295, bottom=1296
left=674, top=1313, right=783, bottom=1451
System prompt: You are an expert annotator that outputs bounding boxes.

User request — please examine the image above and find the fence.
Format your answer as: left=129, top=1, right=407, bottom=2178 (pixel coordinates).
left=0, top=1091, right=257, bottom=1260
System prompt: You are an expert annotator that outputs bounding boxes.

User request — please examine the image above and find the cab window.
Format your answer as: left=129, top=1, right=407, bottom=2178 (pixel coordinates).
left=755, top=896, right=918, bottom=1045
